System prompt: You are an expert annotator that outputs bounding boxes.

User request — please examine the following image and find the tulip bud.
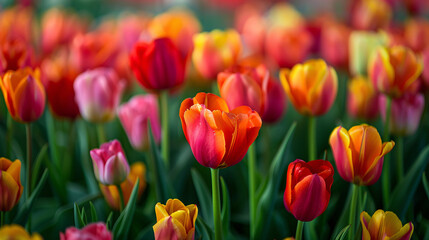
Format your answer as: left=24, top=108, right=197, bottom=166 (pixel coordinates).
left=280, top=59, right=338, bottom=116
left=329, top=124, right=394, bottom=185
left=379, top=93, right=424, bottom=136
left=0, top=225, right=42, bottom=240
left=361, top=210, right=413, bottom=240
left=283, top=159, right=334, bottom=222
left=90, top=140, right=130, bottom=185
left=0, top=158, right=23, bottom=211
left=153, top=199, right=198, bottom=240
left=347, top=75, right=379, bottom=120
left=74, top=68, right=124, bottom=123
left=100, top=162, right=146, bottom=210
left=0, top=67, right=45, bottom=123
left=130, top=38, right=186, bottom=91
left=118, top=94, right=161, bottom=151
left=60, top=222, right=112, bottom=240
left=180, top=93, right=262, bottom=169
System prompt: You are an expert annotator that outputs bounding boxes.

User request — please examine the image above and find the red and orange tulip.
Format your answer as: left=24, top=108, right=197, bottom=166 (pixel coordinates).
left=283, top=159, right=334, bottom=222
left=280, top=59, right=338, bottom=116
left=329, top=124, right=395, bottom=185
left=0, top=67, right=46, bottom=123
left=179, top=93, right=262, bottom=169
left=347, top=75, right=379, bottom=120
left=361, top=210, right=413, bottom=240
left=0, top=158, right=23, bottom=211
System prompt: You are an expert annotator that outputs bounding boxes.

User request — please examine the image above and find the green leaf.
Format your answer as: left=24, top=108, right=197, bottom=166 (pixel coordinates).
left=196, top=216, right=213, bottom=240
left=423, top=172, right=429, bottom=200
left=334, top=225, right=350, bottom=240
left=254, top=122, right=297, bottom=239
left=106, top=212, right=114, bottom=230
left=191, top=169, right=213, bottom=227
left=13, top=169, right=49, bottom=225
left=31, top=144, right=48, bottom=191
left=89, top=201, right=98, bottom=223
left=74, top=203, right=85, bottom=228
left=388, top=145, right=429, bottom=219
left=81, top=207, right=88, bottom=225
left=113, top=179, right=140, bottom=239
left=220, top=177, right=230, bottom=239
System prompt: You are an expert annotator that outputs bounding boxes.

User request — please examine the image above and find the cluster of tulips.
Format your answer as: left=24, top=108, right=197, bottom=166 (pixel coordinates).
left=0, top=0, right=428, bottom=239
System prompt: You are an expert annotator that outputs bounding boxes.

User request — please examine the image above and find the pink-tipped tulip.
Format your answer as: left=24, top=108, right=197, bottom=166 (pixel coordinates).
left=90, top=140, right=130, bottom=185
left=60, top=222, right=112, bottom=240
left=74, top=68, right=124, bottom=123
left=118, top=94, right=161, bottom=151
left=379, top=93, right=424, bottom=136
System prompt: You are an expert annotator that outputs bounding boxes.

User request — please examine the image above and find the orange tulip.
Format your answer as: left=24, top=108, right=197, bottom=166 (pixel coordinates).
left=350, top=0, right=392, bottom=31
left=329, top=124, right=394, bottom=185
left=0, top=225, right=42, bottom=240
left=0, top=158, right=23, bottom=211
left=179, top=93, right=262, bottom=169
left=153, top=199, right=197, bottom=240
left=347, top=75, right=379, bottom=120
left=361, top=210, right=413, bottom=240
left=0, top=68, right=46, bottom=123
left=280, top=59, right=338, bottom=116
left=99, top=162, right=146, bottom=210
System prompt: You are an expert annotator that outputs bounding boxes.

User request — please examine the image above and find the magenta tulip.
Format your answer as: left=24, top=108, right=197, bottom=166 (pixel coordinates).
left=60, top=222, right=112, bottom=240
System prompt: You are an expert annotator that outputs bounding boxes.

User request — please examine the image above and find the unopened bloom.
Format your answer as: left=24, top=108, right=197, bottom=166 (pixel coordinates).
left=100, top=162, right=146, bottom=210
left=0, top=225, right=42, bottom=240
left=60, top=222, right=112, bottom=240
left=283, top=159, right=334, bottom=222
left=118, top=94, right=161, bottom=151
left=368, top=46, right=422, bottom=98
left=0, top=158, right=23, bottom=211
left=180, top=93, right=262, bottom=169
left=0, top=68, right=45, bottom=123
left=192, top=29, right=241, bottom=80
left=329, top=124, right=395, bottom=185
left=361, top=210, right=413, bottom=240
left=74, top=68, right=124, bottom=123
left=347, top=75, right=379, bottom=120
left=380, top=93, right=424, bottom=136
left=90, top=140, right=130, bottom=185
left=130, top=38, right=186, bottom=91
left=280, top=59, right=338, bottom=116
left=153, top=199, right=198, bottom=240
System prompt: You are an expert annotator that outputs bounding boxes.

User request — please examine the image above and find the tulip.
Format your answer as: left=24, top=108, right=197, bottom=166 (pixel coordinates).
left=0, top=67, right=45, bottom=123
left=41, top=49, right=80, bottom=119
left=217, top=64, right=286, bottom=123
left=0, top=39, right=34, bottom=74
left=361, top=210, right=413, bottom=240
left=99, top=162, right=146, bottom=210
left=0, top=6, right=33, bottom=44
left=368, top=46, right=422, bottom=98
left=283, top=159, right=334, bottom=222
left=329, top=124, right=395, bottom=185
left=0, top=158, right=23, bottom=211
left=130, top=38, right=186, bottom=91
left=235, top=4, right=267, bottom=55
left=0, top=225, right=42, bottom=240
left=60, top=222, right=112, bottom=240
left=347, top=75, right=379, bottom=120
left=349, top=31, right=389, bottom=76
left=90, top=139, right=130, bottom=185
left=153, top=199, right=198, bottom=240
left=280, top=59, right=338, bottom=116
left=179, top=92, right=262, bottom=169
left=379, top=93, right=424, bottom=136
left=350, top=0, right=392, bottom=31
left=118, top=94, right=161, bottom=151
left=423, top=48, right=429, bottom=89
left=192, top=29, right=241, bottom=80
left=320, top=21, right=351, bottom=69
left=148, top=8, right=201, bottom=59
left=74, top=68, right=124, bottom=123
left=117, top=14, right=150, bottom=52
left=404, top=18, right=429, bottom=53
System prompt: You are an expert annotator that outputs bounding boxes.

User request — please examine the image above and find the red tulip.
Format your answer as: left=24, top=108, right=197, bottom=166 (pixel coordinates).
left=284, top=159, right=334, bottom=222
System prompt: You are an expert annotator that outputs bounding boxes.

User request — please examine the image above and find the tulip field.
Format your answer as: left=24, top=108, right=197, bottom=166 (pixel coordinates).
left=1, top=0, right=429, bottom=239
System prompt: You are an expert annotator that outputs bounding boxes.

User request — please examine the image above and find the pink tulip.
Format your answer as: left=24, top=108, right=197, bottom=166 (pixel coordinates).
left=90, top=140, right=130, bottom=185
left=379, top=93, right=425, bottom=136
left=74, top=68, right=124, bottom=123
left=60, top=222, right=112, bottom=240
left=118, top=94, right=161, bottom=151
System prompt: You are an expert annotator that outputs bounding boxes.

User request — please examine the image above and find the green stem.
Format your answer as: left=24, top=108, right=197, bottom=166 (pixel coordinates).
left=146, top=151, right=162, bottom=202
left=308, top=116, right=316, bottom=160
left=96, top=123, right=106, bottom=144
left=296, top=220, right=304, bottom=240
left=116, top=184, right=125, bottom=212
left=25, top=123, right=32, bottom=232
left=248, top=144, right=256, bottom=239
left=160, top=91, right=169, bottom=168
left=6, top=115, right=13, bottom=157
left=212, top=81, right=220, bottom=96
left=1, top=211, right=4, bottom=227
left=396, top=136, right=403, bottom=182
left=211, top=168, right=223, bottom=240
left=382, top=96, right=392, bottom=207
left=348, top=184, right=359, bottom=240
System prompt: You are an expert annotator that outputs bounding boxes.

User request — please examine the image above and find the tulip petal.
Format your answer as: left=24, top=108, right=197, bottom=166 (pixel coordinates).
left=0, top=171, right=20, bottom=211
left=361, top=211, right=372, bottom=240
left=153, top=216, right=180, bottom=240
left=368, top=209, right=385, bottom=239
left=329, top=126, right=354, bottom=182
left=383, top=211, right=404, bottom=237
left=6, top=160, right=21, bottom=183
left=193, top=92, right=229, bottom=112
